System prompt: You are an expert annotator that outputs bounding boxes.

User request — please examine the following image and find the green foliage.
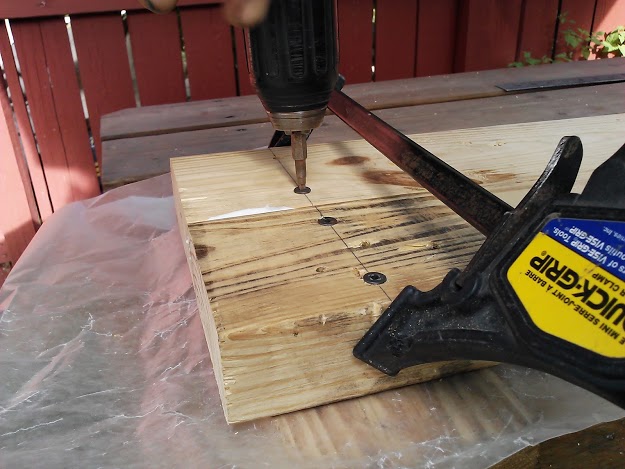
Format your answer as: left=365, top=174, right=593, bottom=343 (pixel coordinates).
left=509, top=12, right=624, bottom=67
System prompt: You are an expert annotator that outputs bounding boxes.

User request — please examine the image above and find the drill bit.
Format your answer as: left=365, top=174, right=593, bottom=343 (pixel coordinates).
left=291, top=131, right=310, bottom=194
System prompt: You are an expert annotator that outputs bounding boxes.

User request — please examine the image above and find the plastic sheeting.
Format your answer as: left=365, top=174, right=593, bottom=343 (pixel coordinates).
left=1, top=175, right=623, bottom=468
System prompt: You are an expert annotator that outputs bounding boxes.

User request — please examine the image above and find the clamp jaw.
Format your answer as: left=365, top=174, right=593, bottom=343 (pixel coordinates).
left=326, top=89, right=625, bottom=407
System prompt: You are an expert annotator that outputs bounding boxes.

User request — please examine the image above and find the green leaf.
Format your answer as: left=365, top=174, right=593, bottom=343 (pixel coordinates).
left=563, top=29, right=582, bottom=47
left=619, top=44, right=625, bottom=56
left=553, top=51, right=573, bottom=62
left=581, top=48, right=590, bottom=59
left=602, top=40, right=617, bottom=51
left=509, top=62, right=524, bottom=68
left=606, top=31, right=620, bottom=44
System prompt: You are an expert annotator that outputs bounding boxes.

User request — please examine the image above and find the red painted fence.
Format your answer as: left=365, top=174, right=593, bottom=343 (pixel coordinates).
left=1, top=0, right=624, bottom=278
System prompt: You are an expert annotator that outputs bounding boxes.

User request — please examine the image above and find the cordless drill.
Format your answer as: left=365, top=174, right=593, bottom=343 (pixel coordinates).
left=245, top=0, right=339, bottom=193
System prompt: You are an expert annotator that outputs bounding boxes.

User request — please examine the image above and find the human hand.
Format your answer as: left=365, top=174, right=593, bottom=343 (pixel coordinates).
left=138, top=0, right=271, bottom=26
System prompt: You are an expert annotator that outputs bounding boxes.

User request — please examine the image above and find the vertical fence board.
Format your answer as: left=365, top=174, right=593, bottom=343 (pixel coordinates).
left=375, top=0, right=417, bottom=81
left=0, top=76, right=37, bottom=268
left=126, top=11, right=186, bottom=105
left=39, top=19, right=100, bottom=200
left=234, top=27, right=254, bottom=95
left=0, top=22, right=52, bottom=219
left=454, top=0, right=524, bottom=72
left=555, top=0, right=598, bottom=58
left=11, top=19, right=98, bottom=210
left=516, top=0, right=560, bottom=61
left=415, top=0, right=458, bottom=76
left=593, top=0, right=625, bottom=32
left=71, top=13, right=135, bottom=170
left=181, top=5, right=237, bottom=100
left=337, top=0, right=373, bottom=83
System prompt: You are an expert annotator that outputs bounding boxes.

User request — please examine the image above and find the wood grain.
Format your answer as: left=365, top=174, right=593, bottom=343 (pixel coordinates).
left=0, top=22, right=51, bottom=220
left=172, top=113, right=625, bottom=423
left=337, top=0, right=373, bottom=83
left=126, top=11, right=187, bottom=106
left=516, top=0, right=560, bottom=61
left=100, top=58, right=625, bottom=141
left=180, top=5, right=237, bottom=100
left=71, top=13, right=136, bottom=168
left=493, top=417, right=625, bottom=469
left=11, top=18, right=99, bottom=210
left=455, top=0, right=524, bottom=72
left=415, top=0, right=459, bottom=77
left=375, top=0, right=417, bottom=81
left=0, top=68, right=37, bottom=267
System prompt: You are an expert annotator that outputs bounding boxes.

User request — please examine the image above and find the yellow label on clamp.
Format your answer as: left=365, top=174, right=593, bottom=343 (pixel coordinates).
left=508, top=232, right=625, bottom=358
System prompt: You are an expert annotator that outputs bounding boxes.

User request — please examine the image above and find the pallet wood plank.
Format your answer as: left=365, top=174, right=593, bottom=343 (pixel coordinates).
left=455, top=0, right=524, bottom=72
left=101, top=58, right=625, bottom=142
left=415, top=0, right=459, bottom=76
left=375, top=0, right=417, bottom=81
left=0, top=22, right=51, bottom=219
left=71, top=13, right=136, bottom=170
left=0, top=74, right=37, bottom=267
left=555, top=0, right=598, bottom=59
left=171, top=113, right=625, bottom=422
left=11, top=19, right=98, bottom=210
left=180, top=5, right=237, bottom=100
left=337, top=0, right=373, bottom=83
left=126, top=11, right=186, bottom=106
left=516, top=0, right=560, bottom=61
left=38, top=18, right=100, bottom=200
left=103, top=80, right=625, bottom=189
left=593, top=0, right=625, bottom=34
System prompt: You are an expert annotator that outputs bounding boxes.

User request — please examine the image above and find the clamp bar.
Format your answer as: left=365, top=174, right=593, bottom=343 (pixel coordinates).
left=327, top=89, right=512, bottom=236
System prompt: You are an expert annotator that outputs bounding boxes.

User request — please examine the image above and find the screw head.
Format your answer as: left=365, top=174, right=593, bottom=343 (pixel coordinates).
left=363, top=272, right=387, bottom=285
left=318, top=216, right=338, bottom=226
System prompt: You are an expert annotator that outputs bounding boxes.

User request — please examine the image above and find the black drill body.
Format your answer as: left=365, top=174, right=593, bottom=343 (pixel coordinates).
left=246, top=0, right=339, bottom=191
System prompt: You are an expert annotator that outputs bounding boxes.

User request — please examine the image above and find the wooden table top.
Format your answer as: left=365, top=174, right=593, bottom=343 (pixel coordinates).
left=101, top=58, right=625, bottom=191
left=100, top=58, right=625, bottom=467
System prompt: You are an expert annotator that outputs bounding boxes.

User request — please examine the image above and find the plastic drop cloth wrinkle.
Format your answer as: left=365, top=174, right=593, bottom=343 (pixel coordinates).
left=1, top=175, right=623, bottom=468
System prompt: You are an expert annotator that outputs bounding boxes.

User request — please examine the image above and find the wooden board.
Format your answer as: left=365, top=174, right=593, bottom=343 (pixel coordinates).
left=171, top=113, right=625, bottom=423
left=11, top=18, right=99, bottom=210
left=0, top=22, right=51, bottom=220
left=71, top=13, right=136, bottom=168
left=105, top=81, right=625, bottom=189
left=126, top=11, right=187, bottom=106
left=180, top=5, right=238, bottom=100
left=100, top=58, right=625, bottom=141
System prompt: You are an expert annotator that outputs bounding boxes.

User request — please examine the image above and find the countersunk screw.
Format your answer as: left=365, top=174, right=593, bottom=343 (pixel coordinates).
left=363, top=272, right=387, bottom=285
left=318, top=216, right=338, bottom=226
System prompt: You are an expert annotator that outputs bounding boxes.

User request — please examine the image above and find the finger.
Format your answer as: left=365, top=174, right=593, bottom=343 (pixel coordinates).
left=224, top=0, right=271, bottom=27
left=137, top=0, right=179, bottom=14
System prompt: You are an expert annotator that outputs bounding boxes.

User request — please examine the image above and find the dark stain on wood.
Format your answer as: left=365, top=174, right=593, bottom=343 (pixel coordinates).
left=362, top=169, right=421, bottom=187
left=195, top=244, right=215, bottom=259
left=330, top=155, right=371, bottom=165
